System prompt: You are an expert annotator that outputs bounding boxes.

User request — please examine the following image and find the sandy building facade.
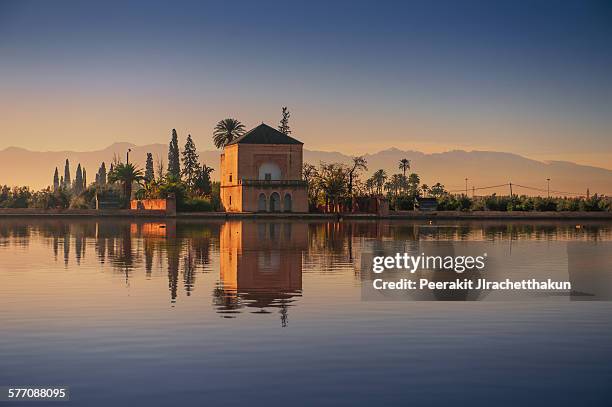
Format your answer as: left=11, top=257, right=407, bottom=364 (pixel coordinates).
left=220, top=123, right=308, bottom=212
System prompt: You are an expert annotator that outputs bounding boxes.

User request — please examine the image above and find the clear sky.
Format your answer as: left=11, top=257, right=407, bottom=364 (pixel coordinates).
left=1, top=0, right=611, bottom=168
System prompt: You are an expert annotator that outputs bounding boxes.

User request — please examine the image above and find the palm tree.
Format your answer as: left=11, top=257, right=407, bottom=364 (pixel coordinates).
left=213, top=118, right=246, bottom=148
left=108, top=163, right=145, bottom=203
left=398, top=158, right=411, bottom=177
left=372, top=169, right=387, bottom=195
left=365, top=178, right=375, bottom=195
left=422, top=184, right=430, bottom=197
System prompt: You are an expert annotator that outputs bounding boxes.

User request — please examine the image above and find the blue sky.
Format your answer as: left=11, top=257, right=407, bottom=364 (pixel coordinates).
left=1, top=0, right=610, bottom=167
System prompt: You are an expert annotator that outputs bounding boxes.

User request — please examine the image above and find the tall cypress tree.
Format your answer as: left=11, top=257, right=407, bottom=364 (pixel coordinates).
left=64, top=159, right=71, bottom=189
left=145, top=153, right=154, bottom=183
left=82, top=168, right=87, bottom=190
left=181, top=134, right=199, bottom=188
left=167, top=129, right=181, bottom=180
left=53, top=168, right=60, bottom=191
left=74, top=164, right=83, bottom=194
left=98, top=162, right=107, bottom=185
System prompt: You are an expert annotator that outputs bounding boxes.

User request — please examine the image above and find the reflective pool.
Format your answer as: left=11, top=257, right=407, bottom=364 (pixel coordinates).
left=1, top=219, right=611, bottom=406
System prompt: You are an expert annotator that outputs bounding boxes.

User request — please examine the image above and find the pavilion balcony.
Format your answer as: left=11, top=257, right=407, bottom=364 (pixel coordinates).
left=239, top=179, right=308, bottom=187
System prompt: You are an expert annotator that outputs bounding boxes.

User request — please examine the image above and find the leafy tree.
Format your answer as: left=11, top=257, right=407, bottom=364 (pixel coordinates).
left=145, top=153, right=154, bottom=183
left=155, top=155, right=165, bottom=182
left=108, top=163, right=145, bottom=204
left=213, top=118, right=245, bottom=148
left=53, top=168, right=59, bottom=191
left=278, top=106, right=291, bottom=135
left=430, top=182, right=446, bottom=197
left=318, top=163, right=348, bottom=208
left=167, top=129, right=181, bottom=180
left=193, top=164, right=214, bottom=196
left=63, top=159, right=71, bottom=189
left=181, top=135, right=199, bottom=188
left=348, top=156, right=367, bottom=197
left=302, top=163, right=319, bottom=207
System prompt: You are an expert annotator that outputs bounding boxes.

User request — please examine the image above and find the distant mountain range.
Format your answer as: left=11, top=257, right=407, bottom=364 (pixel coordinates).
left=1, top=143, right=611, bottom=196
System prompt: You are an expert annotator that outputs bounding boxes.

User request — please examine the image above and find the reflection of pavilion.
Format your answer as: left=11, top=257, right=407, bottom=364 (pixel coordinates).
left=216, top=221, right=307, bottom=325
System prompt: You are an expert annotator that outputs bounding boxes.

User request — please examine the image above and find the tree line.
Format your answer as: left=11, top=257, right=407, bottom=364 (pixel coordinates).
left=302, top=156, right=447, bottom=211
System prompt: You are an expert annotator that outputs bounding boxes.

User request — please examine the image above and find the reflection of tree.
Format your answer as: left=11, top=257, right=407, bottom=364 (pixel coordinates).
left=183, top=246, right=196, bottom=296
left=6, top=218, right=612, bottom=309
left=53, top=236, right=58, bottom=261
left=192, top=237, right=211, bottom=267
left=63, top=232, right=69, bottom=266
left=167, top=239, right=180, bottom=303
left=279, top=301, right=288, bottom=327
left=212, top=284, right=242, bottom=316
left=144, top=239, right=153, bottom=277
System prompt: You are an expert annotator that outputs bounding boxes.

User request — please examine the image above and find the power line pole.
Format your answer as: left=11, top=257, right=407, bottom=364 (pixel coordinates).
left=509, top=182, right=513, bottom=196
left=472, top=186, right=475, bottom=198
left=546, top=178, right=550, bottom=198
left=465, top=178, right=468, bottom=196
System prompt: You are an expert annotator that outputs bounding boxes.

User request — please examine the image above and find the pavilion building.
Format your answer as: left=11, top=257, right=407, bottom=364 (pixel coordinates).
left=220, top=123, right=308, bottom=213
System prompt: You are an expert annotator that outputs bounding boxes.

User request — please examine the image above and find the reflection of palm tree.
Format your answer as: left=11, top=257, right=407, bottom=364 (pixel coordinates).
left=213, top=118, right=246, bottom=148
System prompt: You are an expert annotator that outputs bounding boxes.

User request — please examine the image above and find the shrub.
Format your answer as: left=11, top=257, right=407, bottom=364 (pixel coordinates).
left=436, top=195, right=473, bottom=211
left=180, top=197, right=214, bottom=212
left=0, top=186, right=31, bottom=208
left=395, top=196, right=414, bottom=210
left=534, top=197, right=557, bottom=211
left=69, top=196, right=89, bottom=209
left=29, top=188, right=71, bottom=209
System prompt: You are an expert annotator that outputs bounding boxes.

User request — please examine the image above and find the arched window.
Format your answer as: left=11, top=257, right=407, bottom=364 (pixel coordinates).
left=283, top=193, right=292, bottom=212
left=269, top=192, right=281, bottom=212
left=258, top=193, right=267, bottom=212
left=258, top=162, right=282, bottom=180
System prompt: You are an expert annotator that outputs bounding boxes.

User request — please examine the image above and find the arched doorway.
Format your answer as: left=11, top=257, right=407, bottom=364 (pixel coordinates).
left=269, top=192, right=280, bottom=212
left=258, top=193, right=267, bottom=212
left=283, top=193, right=292, bottom=212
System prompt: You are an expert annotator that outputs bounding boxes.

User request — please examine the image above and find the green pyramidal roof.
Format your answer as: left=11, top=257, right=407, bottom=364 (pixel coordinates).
left=226, top=123, right=303, bottom=146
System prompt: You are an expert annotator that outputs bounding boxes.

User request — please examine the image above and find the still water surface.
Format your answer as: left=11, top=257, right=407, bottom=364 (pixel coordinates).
left=1, top=219, right=612, bottom=406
